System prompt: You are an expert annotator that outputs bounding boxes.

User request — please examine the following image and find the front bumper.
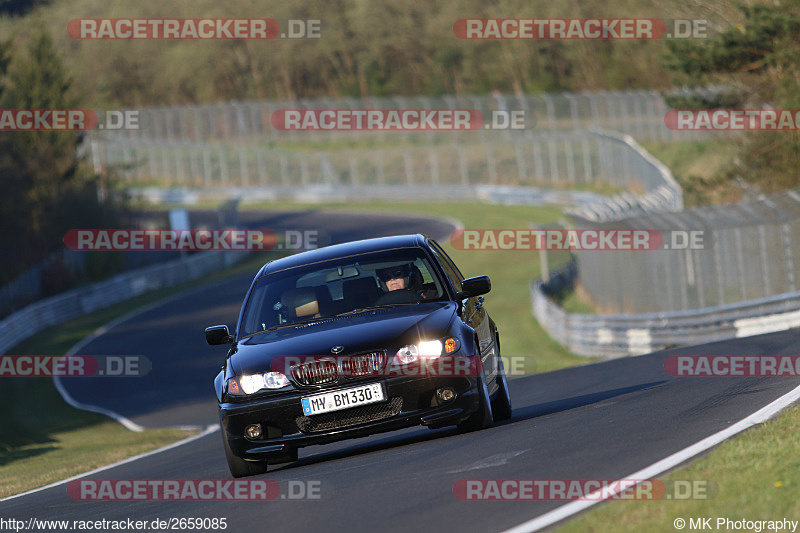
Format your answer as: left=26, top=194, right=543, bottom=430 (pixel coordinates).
left=220, top=374, right=479, bottom=461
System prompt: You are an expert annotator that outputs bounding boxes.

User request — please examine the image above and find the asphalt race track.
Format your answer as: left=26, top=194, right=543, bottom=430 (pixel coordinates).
left=3, top=210, right=800, bottom=532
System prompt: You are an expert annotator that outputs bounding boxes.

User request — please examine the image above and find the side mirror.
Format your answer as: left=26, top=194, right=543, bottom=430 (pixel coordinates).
left=205, top=325, right=234, bottom=346
left=459, top=275, right=491, bottom=298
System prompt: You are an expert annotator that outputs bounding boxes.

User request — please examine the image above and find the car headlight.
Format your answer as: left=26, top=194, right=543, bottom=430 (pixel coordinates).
left=419, top=340, right=444, bottom=356
left=396, top=344, right=419, bottom=363
left=395, top=338, right=460, bottom=363
left=228, top=372, right=290, bottom=395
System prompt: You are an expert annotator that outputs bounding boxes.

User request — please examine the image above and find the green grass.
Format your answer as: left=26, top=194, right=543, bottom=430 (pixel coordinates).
left=558, top=284, right=597, bottom=315
left=0, top=252, right=281, bottom=499
left=558, top=402, right=800, bottom=532
left=642, top=138, right=742, bottom=207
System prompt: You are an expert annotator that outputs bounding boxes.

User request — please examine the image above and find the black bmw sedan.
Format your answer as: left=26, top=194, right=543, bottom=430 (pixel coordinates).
left=206, top=234, right=511, bottom=478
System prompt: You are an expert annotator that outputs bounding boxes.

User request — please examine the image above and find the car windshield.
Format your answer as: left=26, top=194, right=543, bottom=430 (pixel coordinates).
left=239, top=248, right=447, bottom=338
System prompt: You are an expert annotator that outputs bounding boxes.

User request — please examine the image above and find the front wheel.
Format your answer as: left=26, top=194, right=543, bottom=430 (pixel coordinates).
left=458, top=371, right=494, bottom=432
left=491, top=348, right=512, bottom=422
left=221, top=426, right=267, bottom=478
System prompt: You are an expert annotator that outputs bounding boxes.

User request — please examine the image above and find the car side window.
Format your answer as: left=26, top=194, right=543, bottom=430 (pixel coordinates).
left=429, top=240, right=464, bottom=294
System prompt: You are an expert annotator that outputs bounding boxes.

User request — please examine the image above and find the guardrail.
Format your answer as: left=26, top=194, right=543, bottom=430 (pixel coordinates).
left=94, top=129, right=683, bottom=214
left=532, top=259, right=800, bottom=358
left=128, top=184, right=610, bottom=209
left=0, top=250, right=249, bottom=355
left=564, top=129, right=682, bottom=222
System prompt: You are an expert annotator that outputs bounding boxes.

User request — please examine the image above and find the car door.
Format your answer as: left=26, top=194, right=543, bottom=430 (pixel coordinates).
left=428, top=240, right=497, bottom=391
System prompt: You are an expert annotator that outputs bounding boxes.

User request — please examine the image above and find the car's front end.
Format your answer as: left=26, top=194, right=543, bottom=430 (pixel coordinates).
left=215, top=301, right=485, bottom=465
left=208, top=235, right=506, bottom=477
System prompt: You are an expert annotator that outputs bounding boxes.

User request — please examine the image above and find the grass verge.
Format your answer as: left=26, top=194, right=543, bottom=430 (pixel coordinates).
left=0, top=252, right=280, bottom=499
left=558, top=401, right=800, bottom=532
left=642, top=137, right=742, bottom=208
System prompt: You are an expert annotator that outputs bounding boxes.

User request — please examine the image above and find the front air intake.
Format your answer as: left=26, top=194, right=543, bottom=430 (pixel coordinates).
left=291, top=359, right=338, bottom=386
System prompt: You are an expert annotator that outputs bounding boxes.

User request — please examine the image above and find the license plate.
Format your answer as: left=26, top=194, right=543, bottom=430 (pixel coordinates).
left=301, top=383, right=384, bottom=416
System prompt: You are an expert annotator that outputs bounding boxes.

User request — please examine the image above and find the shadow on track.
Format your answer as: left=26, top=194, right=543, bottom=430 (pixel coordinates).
left=511, top=380, right=668, bottom=421
left=265, top=380, right=667, bottom=473
left=269, top=426, right=460, bottom=473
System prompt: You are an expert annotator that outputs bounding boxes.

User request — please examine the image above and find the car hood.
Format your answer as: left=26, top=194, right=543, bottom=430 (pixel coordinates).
left=230, top=302, right=458, bottom=376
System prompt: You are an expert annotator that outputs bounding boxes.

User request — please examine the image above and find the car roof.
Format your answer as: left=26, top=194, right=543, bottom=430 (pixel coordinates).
left=256, top=234, right=432, bottom=276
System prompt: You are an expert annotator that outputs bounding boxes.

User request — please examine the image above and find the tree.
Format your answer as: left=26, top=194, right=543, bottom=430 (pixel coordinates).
left=663, top=0, right=800, bottom=195
left=0, top=0, right=51, bottom=16
left=0, top=24, right=115, bottom=286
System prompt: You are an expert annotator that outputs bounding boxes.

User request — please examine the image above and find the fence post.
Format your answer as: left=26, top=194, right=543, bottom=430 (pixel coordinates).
left=256, top=149, right=267, bottom=186
left=547, top=139, right=559, bottom=181
left=404, top=150, right=413, bottom=185
left=532, top=138, right=545, bottom=183
left=349, top=154, right=359, bottom=185
left=514, top=141, right=527, bottom=181
left=428, top=148, right=440, bottom=186
left=375, top=150, right=385, bottom=185
left=458, top=146, right=469, bottom=186
left=238, top=146, right=248, bottom=186
left=485, top=143, right=497, bottom=184
left=218, top=146, right=229, bottom=185
left=564, top=137, right=576, bottom=184
left=279, top=153, right=289, bottom=186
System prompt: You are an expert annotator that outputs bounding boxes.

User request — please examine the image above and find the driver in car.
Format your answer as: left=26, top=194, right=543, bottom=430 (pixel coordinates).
left=376, top=264, right=421, bottom=304
left=381, top=265, right=409, bottom=291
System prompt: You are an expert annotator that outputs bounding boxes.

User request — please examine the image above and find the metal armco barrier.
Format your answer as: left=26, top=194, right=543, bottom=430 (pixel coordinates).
left=565, top=129, right=682, bottom=222
left=570, top=189, right=800, bottom=315
left=0, top=250, right=249, bottom=355
left=532, top=260, right=800, bottom=358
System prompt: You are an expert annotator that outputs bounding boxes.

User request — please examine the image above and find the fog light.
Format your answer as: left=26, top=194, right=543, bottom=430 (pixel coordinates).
left=245, top=424, right=263, bottom=439
left=437, top=387, right=456, bottom=402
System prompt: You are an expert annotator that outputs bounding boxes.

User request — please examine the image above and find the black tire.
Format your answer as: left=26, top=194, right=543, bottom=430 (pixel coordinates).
left=221, top=426, right=268, bottom=478
left=491, top=346, right=512, bottom=422
left=458, top=370, right=494, bottom=432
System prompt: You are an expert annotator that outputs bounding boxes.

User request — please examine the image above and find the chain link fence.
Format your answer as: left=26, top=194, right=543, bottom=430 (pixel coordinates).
left=92, top=130, right=681, bottom=196
left=569, top=189, right=800, bottom=314
left=88, top=88, right=716, bottom=194
left=97, top=89, right=701, bottom=146
left=533, top=259, right=800, bottom=357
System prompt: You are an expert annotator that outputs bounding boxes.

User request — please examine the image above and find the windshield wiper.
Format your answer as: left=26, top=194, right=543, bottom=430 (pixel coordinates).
left=245, top=317, right=328, bottom=338
left=245, top=304, right=417, bottom=338
left=334, top=304, right=409, bottom=316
